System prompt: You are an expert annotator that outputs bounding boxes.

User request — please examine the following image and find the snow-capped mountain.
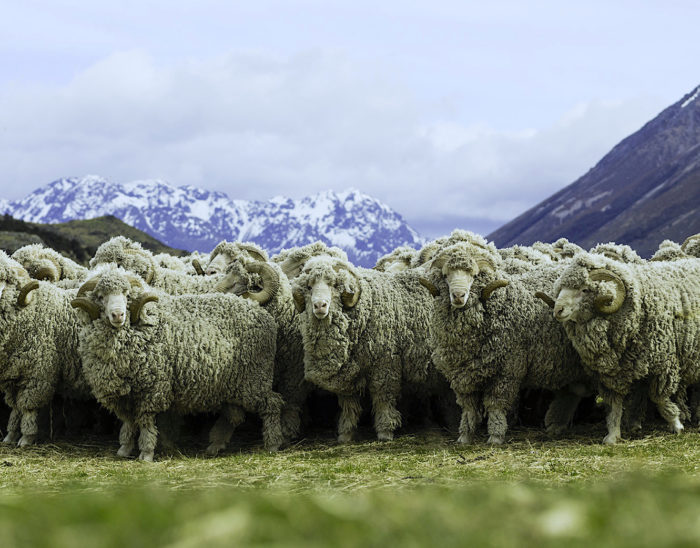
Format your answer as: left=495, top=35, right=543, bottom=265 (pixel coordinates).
left=1, top=176, right=424, bottom=266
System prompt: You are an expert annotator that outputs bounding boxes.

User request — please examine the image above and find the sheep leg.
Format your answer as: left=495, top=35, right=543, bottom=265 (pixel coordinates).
left=650, top=394, right=684, bottom=434
left=206, top=405, right=246, bottom=456
left=545, top=389, right=582, bottom=436
left=485, top=408, right=508, bottom=445
left=371, top=391, right=402, bottom=442
left=602, top=391, right=624, bottom=444
left=455, top=392, right=480, bottom=445
left=136, top=414, right=158, bottom=462
left=3, top=409, right=21, bottom=444
left=337, top=394, right=362, bottom=443
left=117, top=420, right=137, bottom=457
left=17, top=409, right=39, bottom=447
left=259, top=392, right=284, bottom=452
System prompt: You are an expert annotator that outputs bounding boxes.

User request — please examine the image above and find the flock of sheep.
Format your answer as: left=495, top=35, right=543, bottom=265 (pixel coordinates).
left=1, top=230, right=699, bottom=460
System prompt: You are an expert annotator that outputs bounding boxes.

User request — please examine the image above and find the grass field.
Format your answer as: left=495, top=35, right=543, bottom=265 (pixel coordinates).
left=2, top=425, right=700, bottom=547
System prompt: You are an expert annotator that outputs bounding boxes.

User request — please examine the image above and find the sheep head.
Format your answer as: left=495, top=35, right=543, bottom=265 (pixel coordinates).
left=90, top=237, right=156, bottom=284
left=206, top=241, right=268, bottom=275
left=0, top=251, right=41, bottom=307
left=552, top=255, right=627, bottom=323
left=215, top=257, right=280, bottom=305
left=292, top=256, right=361, bottom=319
left=11, top=244, right=64, bottom=282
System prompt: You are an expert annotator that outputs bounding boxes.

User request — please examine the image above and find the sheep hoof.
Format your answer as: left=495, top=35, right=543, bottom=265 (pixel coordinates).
left=117, top=444, right=134, bottom=458
left=602, top=433, right=619, bottom=444
left=456, top=434, right=472, bottom=445
left=206, top=443, right=225, bottom=456
left=377, top=431, right=394, bottom=442
left=487, top=435, right=504, bottom=445
left=337, top=432, right=354, bottom=443
left=17, top=435, right=35, bottom=447
left=2, top=434, right=18, bottom=444
left=673, top=420, right=684, bottom=434
left=138, top=451, right=154, bottom=462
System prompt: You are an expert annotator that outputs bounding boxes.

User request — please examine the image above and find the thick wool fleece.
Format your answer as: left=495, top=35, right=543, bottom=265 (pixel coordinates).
left=554, top=254, right=700, bottom=417
left=590, top=243, right=644, bottom=264
left=498, top=245, right=554, bottom=275
left=428, top=244, right=587, bottom=443
left=154, top=253, right=188, bottom=272
left=293, top=256, right=441, bottom=440
left=12, top=244, right=88, bottom=284
left=222, top=256, right=310, bottom=440
left=272, top=242, right=348, bottom=280
left=91, top=236, right=224, bottom=295
left=0, top=252, right=90, bottom=446
left=413, top=229, right=496, bottom=269
left=76, top=267, right=282, bottom=458
left=374, top=247, right=417, bottom=272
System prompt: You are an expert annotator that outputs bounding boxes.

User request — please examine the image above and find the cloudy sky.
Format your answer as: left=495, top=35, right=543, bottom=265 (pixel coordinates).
left=1, top=1, right=699, bottom=237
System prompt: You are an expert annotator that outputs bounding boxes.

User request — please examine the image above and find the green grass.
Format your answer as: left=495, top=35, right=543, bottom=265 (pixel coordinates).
left=2, top=427, right=700, bottom=547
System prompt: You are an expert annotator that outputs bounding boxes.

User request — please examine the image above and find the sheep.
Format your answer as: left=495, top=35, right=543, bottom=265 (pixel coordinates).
left=90, top=237, right=223, bottom=294
left=590, top=242, right=644, bottom=264
left=551, top=238, right=585, bottom=259
left=154, top=252, right=189, bottom=273
left=374, top=246, right=418, bottom=273
left=11, top=244, right=88, bottom=287
left=204, top=241, right=269, bottom=275
left=413, top=230, right=495, bottom=269
left=683, top=234, right=700, bottom=258
left=272, top=242, right=348, bottom=279
left=71, top=265, right=283, bottom=461
left=418, top=242, right=588, bottom=444
left=214, top=251, right=310, bottom=440
left=547, top=252, right=700, bottom=444
left=291, top=255, right=442, bottom=442
left=0, top=251, right=90, bottom=446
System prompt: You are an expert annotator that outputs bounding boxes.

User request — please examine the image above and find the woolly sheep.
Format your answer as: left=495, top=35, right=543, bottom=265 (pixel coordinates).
left=12, top=244, right=88, bottom=287
left=71, top=265, right=283, bottom=461
left=90, top=237, right=223, bottom=294
left=373, top=246, right=418, bottom=273
left=204, top=241, right=269, bottom=275
left=590, top=242, right=644, bottom=264
left=548, top=253, right=700, bottom=443
left=551, top=238, right=585, bottom=259
left=0, top=251, right=90, bottom=446
left=418, top=242, right=588, bottom=444
left=214, top=252, right=310, bottom=440
left=272, top=242, right=348, bottom=279
left=291, top=255, right=445, bottom=442
left=154, top=252, right=189, bottom=273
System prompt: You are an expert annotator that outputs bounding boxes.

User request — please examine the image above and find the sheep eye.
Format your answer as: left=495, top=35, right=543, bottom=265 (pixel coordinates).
left=582, top=288, right=590, bottom=294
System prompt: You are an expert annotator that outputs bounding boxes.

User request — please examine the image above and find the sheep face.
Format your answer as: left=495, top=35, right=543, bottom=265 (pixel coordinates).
left=206, top=253, right=228, bottom=276
left=429, top=244, right=497, bottom=309
left=443, top=268, right=475, bottom=308
left=92, top=276, right=132, bottom=328
left=553, top=287, right=591, bottom=323
left=294, top=257, right=360, bottom=320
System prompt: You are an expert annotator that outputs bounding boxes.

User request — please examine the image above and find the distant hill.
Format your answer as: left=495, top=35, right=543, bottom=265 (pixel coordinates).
left=488, top=85, right=700, bottom=256
left=0, top=214, right=184, bottom=264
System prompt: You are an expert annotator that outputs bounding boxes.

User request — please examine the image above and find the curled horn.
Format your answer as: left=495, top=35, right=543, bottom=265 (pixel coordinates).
left=241, top=262, right=279, bottom=305
left=418, top=277, right=440, bottom=297
left=589, top=268, right=626, bottom=314
left=293, top=291, right=306, bottom=313
left=480, top=280, right=509, bottom=302
left=281, top=258, right=304, bottom=279
left=123, top=249, right=156, bottom=284
left=239, top=244, right=268, bottom=263
left=681, top=234, right=700, bottom=252
left=476, top=258, right=495, bottom=274
left=129, top=293, right=159, bottom=325
left=430, top=251, right=448, bottom=272
left=77, top=278, right=99, bottom=298
left=534, top=291, right=555, bottom=309
left=333, top=263, right=361, bottom=309
left=17, top=281, right=39, bottom=307
left=192, top=259, right=205, bottom=276
left=34, top=266, right=57, bottom=281
left=71, top=297, right=100, bottom=321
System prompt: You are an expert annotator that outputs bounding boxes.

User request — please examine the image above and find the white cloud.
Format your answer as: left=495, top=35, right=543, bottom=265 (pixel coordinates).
left=0, top=48, right=665, bottom=238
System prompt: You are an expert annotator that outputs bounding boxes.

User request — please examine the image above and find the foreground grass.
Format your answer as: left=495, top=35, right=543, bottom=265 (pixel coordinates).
left=2, top=426, right=700, bottom=546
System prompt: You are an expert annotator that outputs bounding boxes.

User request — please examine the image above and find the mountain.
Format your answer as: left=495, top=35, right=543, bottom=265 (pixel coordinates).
left=1, top=176, right=423, bottom=266
left=488, top=85, right=700, bottom=256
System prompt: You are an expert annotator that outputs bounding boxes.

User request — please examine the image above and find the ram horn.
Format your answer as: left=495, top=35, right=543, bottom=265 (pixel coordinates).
left=34, top=266, right=57, bottom=282
left=129, top=293, right=159, bottom=325
left=589, top=268, right=626, bottom=314
left=430, top=250, right=448, bottom=272
left=418, top=277, right=440, bottom=297
left=192, top=259, right=205, bottom=276
left=77, top=278, right=99, bottom=297
left=534, top=291, right=555, bottom=309
left=292, top=290, right=306, bottom=313
left=70, top=297, right=100, bottom=321
left=418, top=242, right=441, bottom=267
left=480, top=280, right=509, bottom=302
left=238, top=244, right=268, bottom=263
left=241, top=262, right=279, bottom=305
left=17, top=280, right=40, bottom=307
left=476, top=258, right=495, bottom=274
left=681, top=234, right=700, bottom=252
left=123, top=249, right=156, bottom=284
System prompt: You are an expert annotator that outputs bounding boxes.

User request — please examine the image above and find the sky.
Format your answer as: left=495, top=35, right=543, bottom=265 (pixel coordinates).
left=1, top=1, right=699, bottom=238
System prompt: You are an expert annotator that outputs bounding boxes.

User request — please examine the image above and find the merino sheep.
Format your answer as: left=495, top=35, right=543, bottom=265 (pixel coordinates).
left=374, top=246, right=418, bottom=273
left=291, top=255, right=445, bottom=442
left=418, top=242, right=588, bottom=444
left=154, top=253, right=189, bottom=273
left=272, top=242, right=348, bottom=279
left=0, top=251, right=90, bottom=446
left=214, top=252, right=310, bottom=440
left=550, top=238, right=584, bottom=259
left=590, top=242, right=644, bottom=264
left=204, top=241, right=269, bottom=275
left=90, top=237, right=223, bottom=294
left=548, top=253, right=700, bottom=443
left=71, top=265, right=283, bottom=461
left=12, top=244, right=88, bottom=287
